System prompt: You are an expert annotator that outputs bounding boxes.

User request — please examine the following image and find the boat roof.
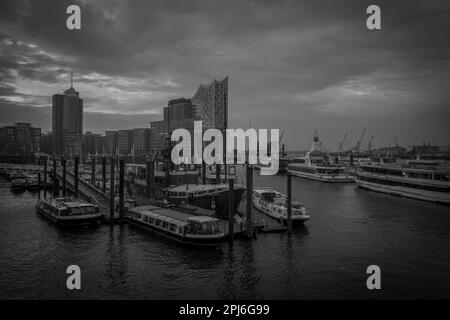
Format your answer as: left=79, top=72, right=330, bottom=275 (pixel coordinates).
left=167, top=183, right=244, bottom=193
left=254, top=188, right=283, bottom=195
left=47, top=197, right=97, bottom=209
left=187, top=216, right=218, bottom=223
left=131, top=205, right=218, bottom=225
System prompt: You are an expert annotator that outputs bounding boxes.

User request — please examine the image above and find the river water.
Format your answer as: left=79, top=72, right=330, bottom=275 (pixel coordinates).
left=0, top=172, right=449, bottom=299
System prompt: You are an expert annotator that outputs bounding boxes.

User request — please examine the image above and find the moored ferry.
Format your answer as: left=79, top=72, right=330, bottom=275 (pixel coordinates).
left=35, top=197, right=103, bottom=226
left=355, top=159, right=450, bottom=205
left=253, top=188, right=310, bottom=224
left=129, top=205, right=226, bottom=247
left=287, top=131, right=354, bottom=182
left=10, top=178, right=26, bottom=190
left=164, top=183, right=245, bottom=217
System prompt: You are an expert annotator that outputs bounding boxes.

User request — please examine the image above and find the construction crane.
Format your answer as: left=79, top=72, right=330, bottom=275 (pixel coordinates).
left=338, top=132, right=348, bottom=153
left=368, top=136, right=374, bottom=152
left=394, top=137, right=399, bottom=148
left=355, top=128, right=366, bottom=153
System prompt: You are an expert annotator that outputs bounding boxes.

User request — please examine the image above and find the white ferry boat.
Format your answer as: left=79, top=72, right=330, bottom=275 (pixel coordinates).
left=253, top=188, right=310, bottom=224
left=129, top=205, right=226, bottom=247
left=287, top=131, right=354, bottom=182
left=35, top=197, right=103, bottom=226
left=355, top=159, right=450, bottom=205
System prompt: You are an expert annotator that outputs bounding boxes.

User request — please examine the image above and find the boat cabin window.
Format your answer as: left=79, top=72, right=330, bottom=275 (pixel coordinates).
left=70, top=206, right=99, bottom=215
left=261, top=192, right=276, bottom=202
left=149, top=217, right=155, bottom=224
left=155, top=219, right=161, bottom=226
left=130, top=212, right=141, bottom=219
left=188, top=220, right=219, bottom=235
left=59, top=209, right=70, bottom=216
left=169, top=224, right=176, bottom=232
left=143, top=216, right=149, bottom=223
left=162, top=221, right=169, bottom=229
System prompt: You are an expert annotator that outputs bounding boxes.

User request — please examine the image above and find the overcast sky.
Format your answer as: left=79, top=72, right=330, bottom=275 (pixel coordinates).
left=0, top=0, right=449, bottom=150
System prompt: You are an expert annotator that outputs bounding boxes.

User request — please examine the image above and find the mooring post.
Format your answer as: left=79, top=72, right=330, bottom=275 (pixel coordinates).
left=43, top=159, right=47, bottom=199
left=287, top=173, right=293, bottom=234
left=202, top=162, right=206, bottom=185
left=102, top=157, right=106, bottom=193
left=216, top=163, right=221, bottom=184
left=52, top=158, right=56, bottom=178
left=119, top=159, right=124, bottom=221
left=74, top=156, right=79, bottom=198
left=228, top=178, right=234, bottom=243
left=53, top=174, right=59, bottom=197
left=149, top=160, right=155, bottom=197
left=246, top=165, right=253, bottom=239
left=146, top=160, right=151, bottom=198
left=91, top=156, right=96, bottom=185
left=109, top=158, right=115, bottom=222
left=37, top=171, right=41, bottom=200
left=62, top=157, right=66, bottom=197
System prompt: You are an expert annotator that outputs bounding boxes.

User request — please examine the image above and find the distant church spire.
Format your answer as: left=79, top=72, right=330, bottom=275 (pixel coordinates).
left=70, top=72, right=73, bottom=88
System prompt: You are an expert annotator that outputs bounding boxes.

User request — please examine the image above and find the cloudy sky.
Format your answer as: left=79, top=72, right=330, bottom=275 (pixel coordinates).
left=0, top=0, right=449, bottom=150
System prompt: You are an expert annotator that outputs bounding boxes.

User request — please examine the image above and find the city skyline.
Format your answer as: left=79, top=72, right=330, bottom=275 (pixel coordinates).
left=0, top=0, right=449, bottom=150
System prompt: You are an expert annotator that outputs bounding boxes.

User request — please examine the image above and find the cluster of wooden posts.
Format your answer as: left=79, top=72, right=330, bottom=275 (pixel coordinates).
left=36, top=156, right=294, bottom=237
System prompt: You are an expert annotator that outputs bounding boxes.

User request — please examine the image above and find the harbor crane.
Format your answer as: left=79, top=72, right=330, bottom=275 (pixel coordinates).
left=368, top=136, right=374, bottom=152
left=338, top=132, right=348, bottom=153
left=394, top=137, right=399, bottom=148
left=355, top=128, right=366, bottom=153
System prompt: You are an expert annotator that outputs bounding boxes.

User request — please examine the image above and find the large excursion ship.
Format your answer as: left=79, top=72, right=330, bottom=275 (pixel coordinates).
left=164, top=183, right=245, bottom=218
left=287, top=131, right=354, bottom=182
left=253, top=188, right=310, bottom=224
left=128, top=205, right=226, bottom=247
left=355, top=159, right=450, bottom=205
left=35, top=197, right=103, bottom=226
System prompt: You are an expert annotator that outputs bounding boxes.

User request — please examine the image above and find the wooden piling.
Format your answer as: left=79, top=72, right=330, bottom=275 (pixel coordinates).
left=37, top=171, right=41, bottom=200
left=287, top=173, right=292, bottom=234
left=246, top=165, right=253, bottom=239
left=109, top=158, right=115, bottom=221
left=91, top=156, right=96, bottom=185
left=62, top=157, right=66, bottom=197
left=53, top=175, right=59, bottom=197
left=216, top=163, right=221, bottom=184
left=43, top=159, right=47, bottom=199
left=119, top=159, right=124, bottom=221
left=146, top=160, right=151, bottom=198
left=102, top=157, right=106, bottom=193
left=149, top=160, right=155, bottom=197
left=228, top=178, right=234, bottom=243
left=52, top=158, right=56, bottom=177
left=202, top=162, right=206, bottom=185
left=74, top=157, right=79, bottom=198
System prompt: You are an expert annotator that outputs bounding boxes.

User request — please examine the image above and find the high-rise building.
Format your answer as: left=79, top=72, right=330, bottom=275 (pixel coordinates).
left=0, top=123, right=41, bottom=156
left=104, top=131, right=118, bottom=155
left=117, top=130, right=133, bottom=155
left=52, top=73, right=83, bottom=155
left=149, top=120, right=168, bottom=156
left=82, top=131, right=101, bottom=156
left=191, top=76, right=228, bottom=130
left=132, top=128, right=151, bottom=155
left=165, top=98, right=195, bottom=134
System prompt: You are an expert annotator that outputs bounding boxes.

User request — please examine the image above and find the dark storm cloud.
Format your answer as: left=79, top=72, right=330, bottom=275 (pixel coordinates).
left=0, top=0, right=449, bottom=147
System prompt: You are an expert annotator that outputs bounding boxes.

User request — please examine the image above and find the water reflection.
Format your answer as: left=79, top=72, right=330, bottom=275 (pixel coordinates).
left=104, top=225, right=129, bottom=295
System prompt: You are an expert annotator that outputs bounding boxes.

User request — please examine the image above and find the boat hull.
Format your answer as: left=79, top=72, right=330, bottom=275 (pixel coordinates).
left=169, top=188, right=245, bottom=217
left=36, top=205, right=103, bottom=226
left=253, top=205, right=310, bottom=225
left=129, top=218, right=225, bottom=247
left=356, top=178, right=450, bottom=205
